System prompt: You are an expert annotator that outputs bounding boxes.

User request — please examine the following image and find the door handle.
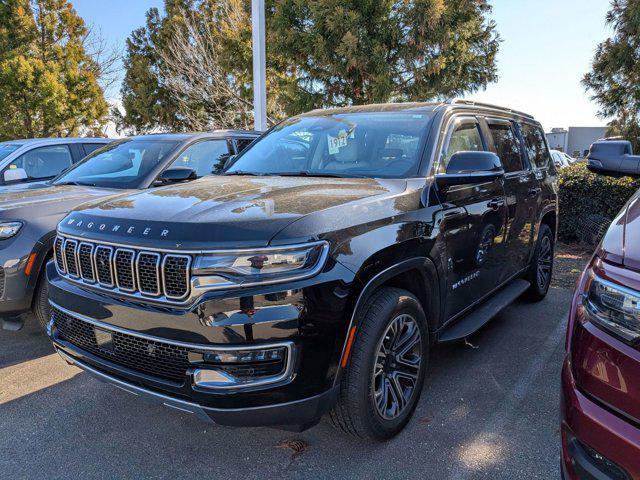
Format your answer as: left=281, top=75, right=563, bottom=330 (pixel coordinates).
left=528, top=187, right=542, bottom=196
left=487, top=198, right=505, bottom=210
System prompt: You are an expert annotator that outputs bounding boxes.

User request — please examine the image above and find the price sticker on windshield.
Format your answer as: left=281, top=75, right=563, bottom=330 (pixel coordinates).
left=328, top=129, right=354, bottom=155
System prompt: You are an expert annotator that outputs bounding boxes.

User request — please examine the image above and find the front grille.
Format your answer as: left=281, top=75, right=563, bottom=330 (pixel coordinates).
left=54, top=235, right=191, bottom=303
left=114, top=249, right=135, bottom=291
left=78, top=243, right=95, bottom=282
left=137, top=252, right=160, bottom=295
left=0, top=267, right=5, bottom=299
left=52, top=307, right=191, bottom=383
left=64, top=239, right=79, bottom=277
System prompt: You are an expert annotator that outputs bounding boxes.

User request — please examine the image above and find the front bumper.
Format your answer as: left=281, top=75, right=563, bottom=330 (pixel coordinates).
left=47, top=259, right=356, bottom=427
left=54, top=346, right=338, bottom=428
left=561, top=357, right=639, bottom=479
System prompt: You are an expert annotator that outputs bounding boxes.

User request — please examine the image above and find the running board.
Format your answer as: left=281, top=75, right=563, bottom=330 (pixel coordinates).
left=437, top=279, right=530, bottom=343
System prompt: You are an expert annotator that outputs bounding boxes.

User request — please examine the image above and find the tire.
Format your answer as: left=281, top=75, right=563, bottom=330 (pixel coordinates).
left=33, top=272, right=51, bottom=332
left=525, top=223, right=554, bottom=301
left=330, top=287, right=429, bottom=440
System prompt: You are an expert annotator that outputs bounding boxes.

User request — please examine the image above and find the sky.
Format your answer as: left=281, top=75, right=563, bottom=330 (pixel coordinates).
left=72, top=0, right=614, bottom=132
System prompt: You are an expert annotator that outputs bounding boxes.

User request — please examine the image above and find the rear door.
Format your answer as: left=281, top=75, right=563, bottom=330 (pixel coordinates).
left=437, top=116, right=508, bottom=320
left=482, top=118, right=538, bottom=280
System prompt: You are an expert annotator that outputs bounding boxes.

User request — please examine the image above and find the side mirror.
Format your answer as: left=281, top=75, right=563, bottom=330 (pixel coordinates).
left=158, top=167, right=197, bottom=184
left=436, top=151, right=504, bottom=187
left=587, top=140, right=640, bottom=178
left=4, top=167, right=28, bottom=184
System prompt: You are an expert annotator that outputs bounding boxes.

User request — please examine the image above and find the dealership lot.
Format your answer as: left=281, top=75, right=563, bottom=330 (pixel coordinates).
left=0, top=287, right=569, bottom=479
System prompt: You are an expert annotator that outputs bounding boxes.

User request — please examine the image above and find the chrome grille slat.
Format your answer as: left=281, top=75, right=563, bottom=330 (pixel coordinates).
left=55, top=235, right=192, bottom=304
left=94, top=246, right=114, bottom=287
left=54, top=236, right=66, bottom=273
left=137, top=252, right=161, bottom=296
left=114, top=248, right=136, bottom=292
left=64, top=239, right=79, bottom=277
left=78, top=242, right=95, bottom=282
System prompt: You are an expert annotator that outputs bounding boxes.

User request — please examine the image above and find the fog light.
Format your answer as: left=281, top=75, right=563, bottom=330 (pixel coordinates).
left=203, top=346, right=285, bottom=364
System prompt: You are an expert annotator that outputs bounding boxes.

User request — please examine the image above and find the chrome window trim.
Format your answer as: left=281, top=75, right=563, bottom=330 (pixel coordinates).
left=114, top=248, right=136, bottom=292
left=78, top=242, right=96, bottom=283
left=50, top=301, right=296, bottom=390
left=161, top=254, right=191, bottom=300
left=93, top=245, right=115, bottom=288
left=136, top=251, right=161, bottom=297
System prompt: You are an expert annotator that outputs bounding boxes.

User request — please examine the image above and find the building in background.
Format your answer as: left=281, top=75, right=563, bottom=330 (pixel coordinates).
left=545, top=126, right=607, bottom=158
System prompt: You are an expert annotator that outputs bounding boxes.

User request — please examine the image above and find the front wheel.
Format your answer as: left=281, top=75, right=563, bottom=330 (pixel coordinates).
left=525, top=223, right=554, bottom=301
left=330, top=287, right=429, bottom=440
left=33, top=272, right=51, bottom=332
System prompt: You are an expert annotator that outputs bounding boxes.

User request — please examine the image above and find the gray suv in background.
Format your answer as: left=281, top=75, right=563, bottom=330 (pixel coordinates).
left=0, top=130, right=259, bottom=331
left=0, top=137, right=112, bottom=185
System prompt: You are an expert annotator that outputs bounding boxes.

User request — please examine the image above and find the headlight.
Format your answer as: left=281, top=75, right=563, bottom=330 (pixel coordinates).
left=583, top=270, right=640, bottom=343
left=0, top=221, right=23, bottom=239
left=191, top=241, right=329, bottom=290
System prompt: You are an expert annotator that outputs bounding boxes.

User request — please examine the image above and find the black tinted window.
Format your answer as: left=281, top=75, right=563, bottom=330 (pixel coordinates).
left=234, top=138, right=254, bottom=153
left=520, top=123, right=551, bottom=169
left=83, top=143, right=108, bottom=156
left=487, top=122, right=524, bottom=172
left=441, top=122, right=484, bottom=173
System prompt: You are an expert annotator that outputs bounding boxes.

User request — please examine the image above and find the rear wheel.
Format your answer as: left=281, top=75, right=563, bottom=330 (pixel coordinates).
left=330, top=287, right=429, bottom=440
left=33, top=271, right=50, bottom=332
left=525, top=223, right=554, bottom=301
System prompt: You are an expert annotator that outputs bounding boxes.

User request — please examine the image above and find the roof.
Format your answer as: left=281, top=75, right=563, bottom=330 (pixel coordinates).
left=300, top=99, right=536, bottom=121
left=130, top=130, right=260, bottom=142
left=0, top=137, right=111, bottom=146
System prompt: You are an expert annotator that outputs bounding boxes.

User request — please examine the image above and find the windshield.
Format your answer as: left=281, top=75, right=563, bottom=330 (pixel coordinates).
left=53, top=139, right=180, bottom=189
left=0, top=143, right=23, bottom=162
left=226, top=111, right=434, bottom=178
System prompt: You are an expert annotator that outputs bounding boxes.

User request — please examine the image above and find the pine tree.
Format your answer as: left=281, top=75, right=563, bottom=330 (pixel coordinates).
left=0, top=0, right=108, bottom=139
left=269, top=0, right=500, bottom=111
left=584, top=0, right=640, bottom=151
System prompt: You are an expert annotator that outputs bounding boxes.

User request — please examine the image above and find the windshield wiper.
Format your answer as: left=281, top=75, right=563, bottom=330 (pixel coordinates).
left=222, top=170, right=263, bottom=176
left=274, top=171, right=367, bottom=179
left=55, top=181, right=96, bottom=187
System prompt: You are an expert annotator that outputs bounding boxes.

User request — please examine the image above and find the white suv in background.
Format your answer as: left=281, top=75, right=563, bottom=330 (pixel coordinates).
left=550, top=149, right=575, bottom=169
left=0, top=137, right=112, bottom=186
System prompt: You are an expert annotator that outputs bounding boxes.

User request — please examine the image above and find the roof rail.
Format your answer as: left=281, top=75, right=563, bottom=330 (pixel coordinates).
left=447, top=99, right=535, bottom=120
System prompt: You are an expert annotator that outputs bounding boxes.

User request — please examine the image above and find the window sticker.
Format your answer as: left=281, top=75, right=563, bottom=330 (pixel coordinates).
left=327, top=129, right=355, bottom=155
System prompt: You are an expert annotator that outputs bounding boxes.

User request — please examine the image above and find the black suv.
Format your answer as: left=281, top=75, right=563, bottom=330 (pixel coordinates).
left=48, top=101, right=558, bottom=439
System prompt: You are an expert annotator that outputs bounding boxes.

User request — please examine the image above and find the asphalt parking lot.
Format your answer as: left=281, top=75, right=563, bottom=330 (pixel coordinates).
left=1, top=286, right=571, bottom=479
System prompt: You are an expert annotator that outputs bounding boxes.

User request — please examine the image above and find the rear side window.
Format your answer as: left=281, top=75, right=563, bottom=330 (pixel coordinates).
left=487, top=122, right=524, bottom=172
left=83, top=143, right=108, bottom=156
left=520, top=123, right=551, bottom=169
left=234, top=138, right=254, bottom=153
left=441, top=122, right=484, bottom=173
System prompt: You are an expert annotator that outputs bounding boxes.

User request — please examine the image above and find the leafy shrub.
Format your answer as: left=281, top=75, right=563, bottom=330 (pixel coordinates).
left=558, top=162, right=639, bottom=243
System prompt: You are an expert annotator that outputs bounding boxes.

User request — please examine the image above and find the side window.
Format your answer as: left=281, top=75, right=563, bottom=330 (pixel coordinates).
left=520, top=123, right=551, bottom=169
left=83, top=143, right=108, bottom=156
left=487, top=122, right=524, bottom=173
left=169, top=140, right=230, bottom=176
left=234, top=138, right=254, bottom=153
left=441, top=122, right=484, bottom=173
left=6, top=145, right=73, bottom=180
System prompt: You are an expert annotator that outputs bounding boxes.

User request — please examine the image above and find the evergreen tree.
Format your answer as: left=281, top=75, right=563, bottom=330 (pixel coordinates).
left=269, top=0, right=500, bottom=111
left=0, top=0, right=108, bottom=139
left=584, top=0, right=640, bottom=151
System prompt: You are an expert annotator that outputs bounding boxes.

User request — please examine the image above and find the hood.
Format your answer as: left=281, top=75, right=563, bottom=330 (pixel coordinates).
left=58, top=176, right=408, bottom=249
left=0, top=183, right=119, bottom=217
left=600, top=189, right=640, bottom=271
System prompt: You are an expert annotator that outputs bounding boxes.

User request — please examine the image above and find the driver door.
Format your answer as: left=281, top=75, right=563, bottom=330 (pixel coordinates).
left=437, top=117, right=508, bottom=321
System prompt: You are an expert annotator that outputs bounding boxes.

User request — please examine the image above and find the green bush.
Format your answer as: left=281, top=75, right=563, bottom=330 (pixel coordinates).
left=558, top=162, right=639, bottom=243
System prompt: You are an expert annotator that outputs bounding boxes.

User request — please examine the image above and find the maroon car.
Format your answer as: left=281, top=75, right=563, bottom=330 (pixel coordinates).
left=562, top=140, right=640, bottom=479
